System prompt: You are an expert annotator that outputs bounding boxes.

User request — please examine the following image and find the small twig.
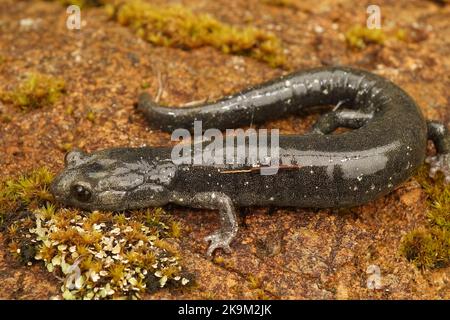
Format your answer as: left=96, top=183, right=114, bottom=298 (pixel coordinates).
left=155, top=70, right=164, bottom=103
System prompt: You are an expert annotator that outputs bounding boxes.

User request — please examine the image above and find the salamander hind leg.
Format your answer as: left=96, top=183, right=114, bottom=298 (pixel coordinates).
left=310, top=108, right=374, bottom=135
left=426, top=121, right=450, bottom=184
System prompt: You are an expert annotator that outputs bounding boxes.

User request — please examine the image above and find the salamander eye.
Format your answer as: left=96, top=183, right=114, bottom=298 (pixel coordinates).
left=71, top=184, right=92, bottom=202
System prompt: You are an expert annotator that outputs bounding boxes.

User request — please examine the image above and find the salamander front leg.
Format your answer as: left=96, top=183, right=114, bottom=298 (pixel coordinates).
left=176, top=192, right=238, bottom=257
left=310, top=109, right=374, bottom=135
left=426, top=121, right=450, bottom=183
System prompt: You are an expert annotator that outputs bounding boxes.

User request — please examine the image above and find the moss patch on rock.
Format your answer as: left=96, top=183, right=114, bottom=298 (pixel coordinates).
left=0, top=167, right=54, bottom=215
left=345, top=25, right=409, bottom=50
left=345, top=25, right=386, bottom=49
left=106, top=0, right=286, bottom=67
left=1, top=168, right=191, bottom=300
left=0, top=73, right=65, bottom=110
left=400, top=166, right=450, bottom=269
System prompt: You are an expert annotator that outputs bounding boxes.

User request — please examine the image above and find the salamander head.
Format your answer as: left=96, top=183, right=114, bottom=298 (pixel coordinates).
left=51, top=149, right=176, bottom=211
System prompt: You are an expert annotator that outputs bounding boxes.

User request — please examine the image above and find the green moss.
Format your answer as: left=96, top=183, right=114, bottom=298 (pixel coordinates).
left=400, top=166, right=450, bottom=269
left=59, top=142, right=74, bottom=152
left=415, top=166, right=450, bottom=231
left=1, top=114, right=12, bottom=123
left=395, top=28, right=408, bottom=42
left=345, top=25, right=409, bottom=49
left=86, top=110, right=96, bottom=122
left=246, top=275, right=271, bottom=299
left=140, top=81, right=151, bottom=89
left=1, top=73, right=65, bottom=110
left=0, top=167, right=54, bottom=215
left=345, top=25, right=386, bottom=49
left=401, top=228, right=450, bottom=269
left=48, top=0, right=104, bottom=8
left=247, top=274, right=261, bottom=289
left=107, top=0, right=286, bottom=67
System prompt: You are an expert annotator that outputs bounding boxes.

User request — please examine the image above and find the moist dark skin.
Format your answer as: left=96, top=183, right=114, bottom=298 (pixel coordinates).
left=51, top=66, right=450, bottom=256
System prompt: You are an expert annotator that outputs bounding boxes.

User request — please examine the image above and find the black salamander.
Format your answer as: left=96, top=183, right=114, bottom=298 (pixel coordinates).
left=51, top=67, right=450, bottom=256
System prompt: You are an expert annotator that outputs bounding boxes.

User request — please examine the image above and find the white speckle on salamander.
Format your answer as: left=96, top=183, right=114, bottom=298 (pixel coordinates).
left=269, top=197, right=274, bottom=201
left=263, top=156, right=272, bottom=164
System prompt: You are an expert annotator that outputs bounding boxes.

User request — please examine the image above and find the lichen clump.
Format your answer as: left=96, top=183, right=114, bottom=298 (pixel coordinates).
left=1, top=168, right=190, bottom=300
left=107, top=0, right=286, bottom=67
left=400, top=166, right=450, bottom=269
left=345, top=25, right=386, bottom=49
left=1, top=73, right=65, bottom=109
